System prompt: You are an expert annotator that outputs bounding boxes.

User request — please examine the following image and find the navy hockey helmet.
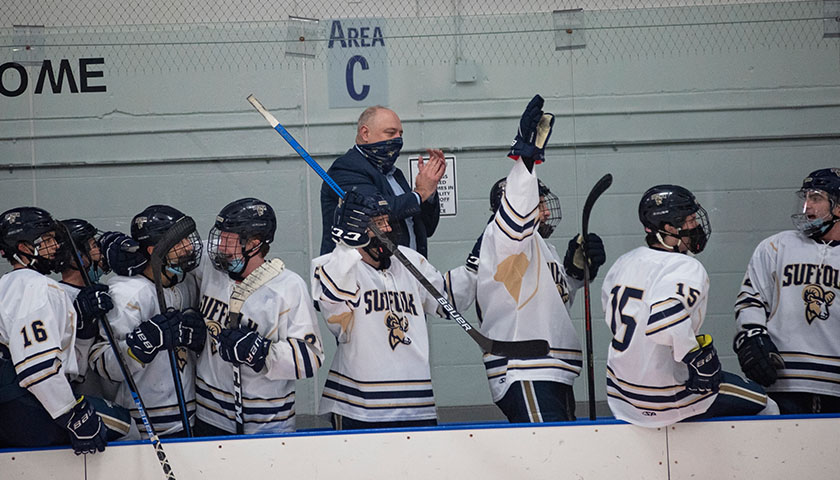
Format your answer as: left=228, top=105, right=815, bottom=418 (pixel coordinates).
left=489, top=177, right=561, bottom=238
left=792, top=168, right=840, bottom=239
left=208, top=198, right=276, bottom=278
left=131, top=205, right=202, bottom=281
left=56, top=218, right=106, bottom=278
left=0, top=207, right=62, bottom=274
left=639, top=184, right=711, bottom=254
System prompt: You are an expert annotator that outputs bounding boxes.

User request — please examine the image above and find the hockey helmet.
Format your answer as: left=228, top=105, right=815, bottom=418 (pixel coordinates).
left=489, top=177, right=561, bottom=238
left=131, top=205, right=201, bottom=279
left=208, top=198, right=276, bottom=278
left=792, top=168, right=840, bottom=239
left=639, top=184, right=710, bottom=254
left=0, top=207, right=62, bottom=274
left=56, top=218, right=106, bottom=279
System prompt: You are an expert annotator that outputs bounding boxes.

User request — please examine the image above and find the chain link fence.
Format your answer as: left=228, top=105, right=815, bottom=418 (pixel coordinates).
left=1, top=1, right=837, bottom=72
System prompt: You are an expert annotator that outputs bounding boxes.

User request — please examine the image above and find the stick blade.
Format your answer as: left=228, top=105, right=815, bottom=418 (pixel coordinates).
left=582, top=173, right=613, bottom=236
left=488, top=338, right=550, bottom=358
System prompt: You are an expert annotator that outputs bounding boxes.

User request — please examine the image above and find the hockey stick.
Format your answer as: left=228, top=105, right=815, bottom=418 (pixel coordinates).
left=58, top=223, right=177, bottom=480
left=148, top=215, right=196, bottom=437
left=246, top=94, right=549, bottom=358
left=227, top=258, right=286, bottom=434
left=581, top=173, right=613, bottom=420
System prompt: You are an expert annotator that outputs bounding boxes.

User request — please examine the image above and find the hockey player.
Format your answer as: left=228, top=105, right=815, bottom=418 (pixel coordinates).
left=602, top=185, right=777, bottom=427
left=0, top=207, right=130, bottom=452
left=193, top=198, right=324, bottom=435
left=56, top=219, right=118, bottom=400
left=312, top=192, right=448, bottom=429
left=734, top=168, right=840, bottom=414
left=465, top=95, right=605, bottom=423
left=88, top=205, right=203, bottom=437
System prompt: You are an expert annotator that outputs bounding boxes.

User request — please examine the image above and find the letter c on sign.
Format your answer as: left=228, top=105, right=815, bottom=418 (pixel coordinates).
left=345, top=55, right=370, bottom=101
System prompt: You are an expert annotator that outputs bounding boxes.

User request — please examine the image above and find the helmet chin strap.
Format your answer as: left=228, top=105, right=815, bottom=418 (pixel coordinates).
left=654, top=231, right=683, bottom=253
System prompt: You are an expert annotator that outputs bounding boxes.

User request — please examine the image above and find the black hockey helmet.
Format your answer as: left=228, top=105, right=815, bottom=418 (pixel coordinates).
left=131, top=205, right=202, bottom=281
left=56, top=218, right=107, bottom=278
left=792, top=168, right=840, bottom=239
left=0, top=207, right=62, bottom=273
left=132, top=205, right=188, bottom=249
left=208, top=198, right=276, bottom=278
left=639, top=184, right=711, bottom=254
left=489, top=177, right=561, bottom=238
left=362, top=194, right=399, bottom=270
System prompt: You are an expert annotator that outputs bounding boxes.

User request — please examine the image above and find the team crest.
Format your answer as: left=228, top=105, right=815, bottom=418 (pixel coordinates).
left=206, top=320, right=222, bottom=354
left=252, top=204, right=267, bottom=216
left=802, top=284, right=835, bottom=324
left=651, top=193, right=667, bottom=206
left=4, top=212, right=20, bottom=224
left=134, top=216, right=148, bottom=229
left=385, top=311, right=411, bottom=350
left=175, top=346, right=188, bottom=371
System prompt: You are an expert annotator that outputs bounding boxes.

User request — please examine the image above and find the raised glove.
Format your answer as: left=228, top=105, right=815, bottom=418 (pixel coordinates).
left=682, top=334, right=722, bottom=393
left=508, top=94, right=555, bottom=164
left=126, top=309, right=180, bottom=364
left=100, top=231, right=148, bottom=276
left=218, top=326, right=271, bottom=373
left=74, top=284, right=113, bottom=340
left=56, top=396, right=107, bottom=455
left=563, top=233, right=606, bottom=281
left=332, top=189, right=379, bottom=248
left=734, top=325, right=785, bottom=387
left=178, top=308, right=207, bottom=353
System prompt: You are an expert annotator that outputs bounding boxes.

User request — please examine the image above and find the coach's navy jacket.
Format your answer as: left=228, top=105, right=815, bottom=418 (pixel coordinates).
left=319, top=146, right=440, bottom=258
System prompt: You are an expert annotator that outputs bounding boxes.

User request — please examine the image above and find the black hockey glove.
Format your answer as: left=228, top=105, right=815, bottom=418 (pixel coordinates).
left=464, top=234, right=483, bottom=273
left=218, top=326, right=272, bottom=373
left=73, top=284, right=113, bottom=340
left=332, top=189, right=378, bottom=248
left=563, top=233, right=606, bottom=281
left=508, top=94, right=555, bottom=165
left=178, top=308, right=207, bottom=353
left=734, top=325, right=785, bottom=387
left=56, top=396, right=107, bottom=455
left=682, top=334, right=722, bottom=393
left=100, top=231, right=148, bottom=276
left=126, top=309, right=180, bottom=364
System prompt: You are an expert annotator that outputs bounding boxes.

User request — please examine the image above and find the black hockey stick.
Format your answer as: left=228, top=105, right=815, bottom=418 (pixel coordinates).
left=227, top=258, right=286, bottom=434
left=581, top=173, right=613, bottom=420
left=149, top=215, right=196, bottom=437
left=58, top=223, right=177, bottom=480
left=247, top=94, right=549, bottom=358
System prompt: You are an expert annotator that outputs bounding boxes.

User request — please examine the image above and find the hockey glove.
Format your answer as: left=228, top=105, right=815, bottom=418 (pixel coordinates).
left=100, top=231, right=148, bottom=276
left=508, top=94, right=555, bottom=164
left=563, top=233, right=606, bottom=281
left=332, top=189, right=378, bottom=248
left=178, top=308, right=207, bottom=353
left=56, top=396, right=107, bottom=455
left=734, top=325, right=785, bottom=387
left=682, top=334, right=722, bottom=393
left=218, top=326, right=272, bottom=373
left=125, top=309, right=180, bottom=364
left=73, top=284, right=113, bottom=340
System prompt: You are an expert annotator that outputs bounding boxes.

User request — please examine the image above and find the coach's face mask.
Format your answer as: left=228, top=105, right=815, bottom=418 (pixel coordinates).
left=356, top=137, right=403, bottom=174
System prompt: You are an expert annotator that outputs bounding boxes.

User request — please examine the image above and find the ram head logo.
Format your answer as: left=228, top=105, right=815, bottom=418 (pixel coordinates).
left=385, top=311, right=411, bottom=350
left=802, top=284, right=835, bottom=324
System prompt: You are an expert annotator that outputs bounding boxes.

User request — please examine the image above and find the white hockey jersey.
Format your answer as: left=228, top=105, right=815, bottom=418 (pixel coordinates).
left=736, top=230, right=840, bottom=397
left=312, top=245, right=445, bottom=423
left=88, top=274, right=199, bottom=436
left=59, top=281, right=118, bottom=400
left=0, top=269, right=79, bottom=418
left=195, top=258, right=324, bottom=434
left=602, top=246, right=714, bottom=427
left=476, top=160, right=583, bottom=403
